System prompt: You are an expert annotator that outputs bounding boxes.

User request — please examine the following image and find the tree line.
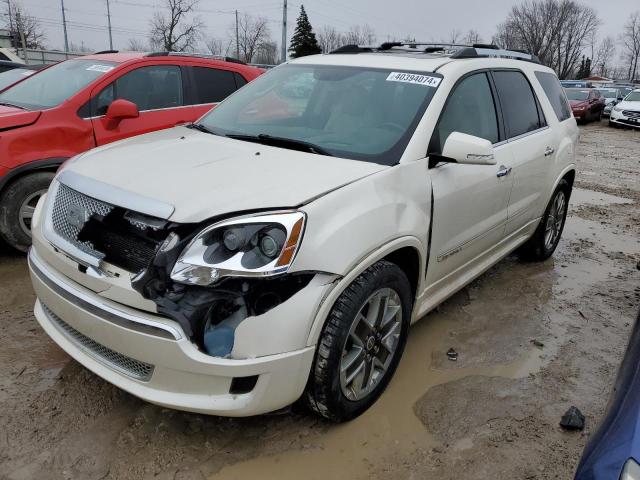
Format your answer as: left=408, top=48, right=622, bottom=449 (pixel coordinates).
left=3, top=0, right=640, bottom=81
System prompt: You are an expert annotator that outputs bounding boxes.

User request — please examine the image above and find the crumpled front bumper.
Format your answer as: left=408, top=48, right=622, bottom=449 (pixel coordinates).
left=29, top=248, right=319, bottom=416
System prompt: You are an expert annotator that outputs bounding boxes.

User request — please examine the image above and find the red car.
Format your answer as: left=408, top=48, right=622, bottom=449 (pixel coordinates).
left=565, top=87, right=605, bottom=123
left=0, top=52, right=263, bottom=251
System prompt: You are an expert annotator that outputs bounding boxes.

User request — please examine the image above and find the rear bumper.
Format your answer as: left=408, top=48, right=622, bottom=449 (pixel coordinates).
left=29, top=248, right=316, bottom=416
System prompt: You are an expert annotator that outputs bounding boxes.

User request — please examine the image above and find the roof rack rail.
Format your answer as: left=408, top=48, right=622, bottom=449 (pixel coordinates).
left=331, top=41, right=541, bottom=64
left=94, top=50, right=118, bottom=54
left=145, top=51, right=247, bottom=64
left=330, top=45, right=374, bottom=54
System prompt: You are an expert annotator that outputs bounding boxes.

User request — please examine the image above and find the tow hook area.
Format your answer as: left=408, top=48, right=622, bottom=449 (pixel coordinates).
left=131, top=232, right=314, bottom=358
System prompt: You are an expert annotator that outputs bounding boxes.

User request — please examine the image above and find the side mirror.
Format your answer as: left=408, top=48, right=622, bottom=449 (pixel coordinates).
left=105, top=99, right=139, bottom=125
left=439, top=132, right=496, bottom=166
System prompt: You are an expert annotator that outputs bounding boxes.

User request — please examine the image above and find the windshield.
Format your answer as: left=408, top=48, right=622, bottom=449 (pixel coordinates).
left=625, top=91, right=640, bottom=101
left=0, top=68, right=37, bottom=91
left=0, top=59, right=116, bottom=110
left=599, top=89, right=617, bottom=98
left=565, top=89, right=589, bottom=101
left=198, top=64, right=441, bottom=164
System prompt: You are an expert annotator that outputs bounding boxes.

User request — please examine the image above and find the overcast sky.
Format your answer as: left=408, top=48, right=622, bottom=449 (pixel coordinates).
left=14, top=0, right=640, bottom=57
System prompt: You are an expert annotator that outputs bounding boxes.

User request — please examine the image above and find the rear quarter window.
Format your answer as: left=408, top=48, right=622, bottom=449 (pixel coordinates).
left=535, top=71, right=572, bottom=122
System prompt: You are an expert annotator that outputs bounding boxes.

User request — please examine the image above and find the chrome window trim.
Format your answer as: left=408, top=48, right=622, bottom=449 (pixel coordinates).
left=81, top=102, right=218, bottom=120
left=29, top=248, right=182, bottom=341
left=506, top=125, right=549, bottom=143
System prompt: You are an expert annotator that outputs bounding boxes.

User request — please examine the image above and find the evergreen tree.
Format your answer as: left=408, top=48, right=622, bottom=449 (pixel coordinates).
left=288, top=5, right=321, bottom=58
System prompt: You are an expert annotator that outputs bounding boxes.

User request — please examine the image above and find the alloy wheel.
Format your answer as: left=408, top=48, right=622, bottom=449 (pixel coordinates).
left=339, top=287, right=403, bottom=402
left=544, top=190, right=566, bottom=251
left=18, top=189, right=46, bottom=238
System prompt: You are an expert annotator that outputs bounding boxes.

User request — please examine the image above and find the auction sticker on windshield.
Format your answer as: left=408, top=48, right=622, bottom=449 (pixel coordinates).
left=86, top=64, right=114, bottom=73
left=386, top=72, right=442, bottom=87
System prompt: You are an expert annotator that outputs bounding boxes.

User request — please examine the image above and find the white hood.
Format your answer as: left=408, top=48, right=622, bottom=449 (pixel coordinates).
left=62, top=126, right=388, bottom=223
left=616, top=99, right=640, bottom=111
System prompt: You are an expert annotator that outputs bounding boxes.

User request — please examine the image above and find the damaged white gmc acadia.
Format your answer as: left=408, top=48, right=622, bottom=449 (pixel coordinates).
left=28, top=43, right=578, bottom=422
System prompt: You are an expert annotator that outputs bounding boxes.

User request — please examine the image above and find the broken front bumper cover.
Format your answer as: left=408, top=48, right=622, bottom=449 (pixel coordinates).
left=28, top=248, right=318, bottom=416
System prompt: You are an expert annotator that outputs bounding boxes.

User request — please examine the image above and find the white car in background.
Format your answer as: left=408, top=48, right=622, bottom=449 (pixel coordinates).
left=610, top=89, right=640, bottom=128
left=28, top=43, right=578, bottom=422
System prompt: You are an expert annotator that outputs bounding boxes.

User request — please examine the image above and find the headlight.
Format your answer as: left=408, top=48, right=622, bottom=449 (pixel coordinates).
left=171, top=211, right=305, bottom=286
left=613, top=106, right=623, bottom=112
left=621, top=459, right=640, bottom=480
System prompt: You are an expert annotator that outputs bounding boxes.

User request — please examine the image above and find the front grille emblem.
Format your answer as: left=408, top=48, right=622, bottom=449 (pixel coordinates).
left=66, top=203, right=89, bottom=229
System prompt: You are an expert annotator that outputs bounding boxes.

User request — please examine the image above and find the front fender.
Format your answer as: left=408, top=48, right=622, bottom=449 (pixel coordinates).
left=304, top=235, right=425, bottom=347
left=288, top=159, right=432, bottom=346
left=291, top=160, right=431, bottom=277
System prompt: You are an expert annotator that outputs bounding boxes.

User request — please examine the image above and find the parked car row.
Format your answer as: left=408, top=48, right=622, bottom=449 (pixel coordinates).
left=0, top=51, right=264, bottom=251
left=562, top=84, right=640, bottom=130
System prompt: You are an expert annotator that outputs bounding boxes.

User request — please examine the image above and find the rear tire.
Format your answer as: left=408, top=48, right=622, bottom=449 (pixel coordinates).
left=0, top=172, right=54, bottom=252
left=304, top=260, right=412, bottom=422
left=518, top=179, right=570, bottom=262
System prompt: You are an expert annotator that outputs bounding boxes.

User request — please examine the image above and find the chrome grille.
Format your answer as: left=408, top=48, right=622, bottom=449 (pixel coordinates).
left=42, top=303, right=154, bottom=382
left=51, top=183, right=114, bottom=257
left=622, top=110, right=640, bottom=119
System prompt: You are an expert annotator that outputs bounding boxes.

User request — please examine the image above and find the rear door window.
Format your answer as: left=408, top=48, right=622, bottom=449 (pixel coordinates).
left=535, top=71, right=571, bottom=122
left=431, top=72, right=500, bottom=152
left=493, top=70, right=544, bottom=138
left=190, top=67, right=238, bottom=104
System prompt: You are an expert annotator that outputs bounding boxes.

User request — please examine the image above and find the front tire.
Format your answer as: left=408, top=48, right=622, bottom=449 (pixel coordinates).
left=304, top=260, right=412, bottom=422
left=0, top=172, right=54, bottom=252
left=518, top=179, right=570, bottom=261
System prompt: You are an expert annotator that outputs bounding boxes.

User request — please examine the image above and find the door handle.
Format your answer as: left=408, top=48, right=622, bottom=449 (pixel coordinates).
left=544, top=147, right=555, bottom=157
left=496, top=165, right=512, bottom=178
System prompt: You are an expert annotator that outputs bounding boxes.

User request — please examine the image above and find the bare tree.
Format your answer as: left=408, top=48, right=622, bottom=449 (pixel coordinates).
left=3, top=0, right=45, bottom=49
left=126, top=38, right=149, bottom=52
left=621, top=11, right=640, bottom=81
left=463, top=29, right=482, bottom=45
left=343, top=24, right=377, bottom=45
left=591, top=36, right=616, bottom=77
left=254, top=41, right=278, bottom=64
left=149, top=0, right=202, bottom=52
left=317, top=25, right=343, bottom=53
left=69, top=41, right=91, bottom=53
left=229, top=14, right=271, bottom=63
left=446, top=28, right=461, bottom=44
left=494, top=0, right=600, bottom=79
left=204, top=37, right=233, bottom=56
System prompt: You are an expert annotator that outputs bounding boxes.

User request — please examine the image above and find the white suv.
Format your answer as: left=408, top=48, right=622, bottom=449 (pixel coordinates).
left=28, top=43, right=578, bottom=422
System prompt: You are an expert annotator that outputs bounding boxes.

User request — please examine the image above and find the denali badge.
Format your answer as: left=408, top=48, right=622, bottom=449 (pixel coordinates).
left=66, top=204, right=89, bottom=229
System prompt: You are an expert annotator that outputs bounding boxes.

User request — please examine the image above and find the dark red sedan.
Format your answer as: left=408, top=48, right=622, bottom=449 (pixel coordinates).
left=565, top=88, right=605, bottom=123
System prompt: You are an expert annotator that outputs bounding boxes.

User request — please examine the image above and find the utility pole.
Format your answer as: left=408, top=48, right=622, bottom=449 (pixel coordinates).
left=106, top=0, right=113, bottom=50
left=60, top=0, right=69, bottom=55
left=235, top=10, right=240, bottom=60
left=15, top=10, right=27, bottom=64
left=6, top=0, right=15, bottom=51
left=281, top=0, right=287, bottom=63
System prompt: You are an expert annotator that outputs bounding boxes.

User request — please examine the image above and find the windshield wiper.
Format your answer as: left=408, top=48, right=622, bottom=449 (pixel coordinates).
left=226, top=133, right=333, bottom=156
left=0, top=102, right=27, bottom=110
left=187, top=122, right=219, bottom=135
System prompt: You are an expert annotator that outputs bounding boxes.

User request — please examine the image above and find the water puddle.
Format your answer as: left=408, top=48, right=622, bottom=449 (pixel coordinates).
left=570, top=188, right=633, bottom=207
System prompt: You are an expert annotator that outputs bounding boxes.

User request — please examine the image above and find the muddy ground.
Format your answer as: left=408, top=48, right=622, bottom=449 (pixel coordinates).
left=0, top=121, right=639, bottom=480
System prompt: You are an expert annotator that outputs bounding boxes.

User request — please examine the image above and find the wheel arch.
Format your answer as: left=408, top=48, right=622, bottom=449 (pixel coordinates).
left=306, top=236, right=424, bottom=347
left=0, top=158, right=66, bottom=195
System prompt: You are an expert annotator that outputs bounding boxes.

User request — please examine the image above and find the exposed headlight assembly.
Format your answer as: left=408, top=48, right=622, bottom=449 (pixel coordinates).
left=621, top=459, right=640, bottom=480
left=171, top=211, right=305, bottom=286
